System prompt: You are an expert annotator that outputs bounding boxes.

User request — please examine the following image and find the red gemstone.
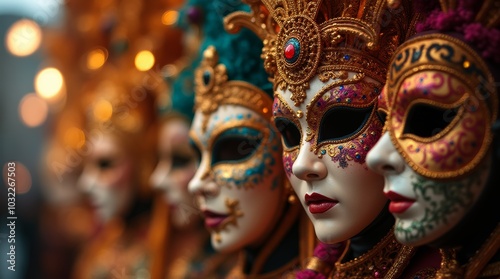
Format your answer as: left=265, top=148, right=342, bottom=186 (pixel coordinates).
left=284, top=44, right=295, bottom=60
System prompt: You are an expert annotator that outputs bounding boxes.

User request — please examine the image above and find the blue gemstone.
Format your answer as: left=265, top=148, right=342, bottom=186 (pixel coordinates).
left=343, top=54, right=350, bottom=61
left=321, top=149, right=326, bottom=155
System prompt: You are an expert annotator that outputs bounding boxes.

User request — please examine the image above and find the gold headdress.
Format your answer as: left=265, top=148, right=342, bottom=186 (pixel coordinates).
left=225, top=0, right=420, bottom=106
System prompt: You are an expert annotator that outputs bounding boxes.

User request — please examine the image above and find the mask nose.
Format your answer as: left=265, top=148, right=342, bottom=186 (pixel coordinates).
left=292, top=142, right=328, bottom=181
left=149, top=161, right=171, bottom=192
left=188, top=157, right=219, bottom=200
left=366, top=132, right=405, bottom=175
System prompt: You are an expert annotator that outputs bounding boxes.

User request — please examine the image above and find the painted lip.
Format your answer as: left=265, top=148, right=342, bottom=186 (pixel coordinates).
left=202, top=209, right=229, bottom=228
left=385, top=191, right=415, bottom=214
left=305, top=192, right=338, bottom=214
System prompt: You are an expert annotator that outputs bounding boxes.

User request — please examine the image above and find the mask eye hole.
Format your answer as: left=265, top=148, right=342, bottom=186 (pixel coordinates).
left=171, top=154, right=194, bottom=169
left=318, top=106, right=373, bottom=143
left=403, top=103, right=458, bottom=138
left=212, top=129, right=263, bottom=165
left=97, top=158, right=114, bottom=170
left=274, top=117, right=301, bottom=148
left=377, top=110, right=388, bottom=125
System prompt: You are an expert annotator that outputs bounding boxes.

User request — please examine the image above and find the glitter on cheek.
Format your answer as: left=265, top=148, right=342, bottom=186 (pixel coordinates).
left=323, top=118, right=383, bottom=169
left=283, top=149, right=298, bottom=177
left=212, top=129, right=279, bottom=190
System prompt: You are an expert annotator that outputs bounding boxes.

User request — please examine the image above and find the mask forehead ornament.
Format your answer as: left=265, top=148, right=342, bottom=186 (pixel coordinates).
left=194, top=45, right=273, bottom=132
left=226, top=0, right=415, bottom=107
left=385, top=33, right=498, bottom=179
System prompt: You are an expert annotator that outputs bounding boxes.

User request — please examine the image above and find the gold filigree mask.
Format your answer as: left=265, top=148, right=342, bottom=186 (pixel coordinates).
left=225, top=0, right=418, bottom=106
left=384, top=33, right=498, bottom=179
left=194, top=46, right=272, bottom=132
left=189, top=44, right=286, bottom=252
left=273, top=76, right=384, bottom=172
left=190, top=44, right=283, bottom=189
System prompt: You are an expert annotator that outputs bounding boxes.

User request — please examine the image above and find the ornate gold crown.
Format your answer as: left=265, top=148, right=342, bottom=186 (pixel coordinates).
left=194, top=46, right=273, bottom=132
left=225, top=0, right=420, bottom=106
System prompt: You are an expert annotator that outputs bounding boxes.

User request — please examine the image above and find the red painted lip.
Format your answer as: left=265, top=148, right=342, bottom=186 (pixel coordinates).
left=305, top=193, right=338, bottom=214
left=385, top=191, right=415, bottom=214
left=202, top=210, right=228, bottom=228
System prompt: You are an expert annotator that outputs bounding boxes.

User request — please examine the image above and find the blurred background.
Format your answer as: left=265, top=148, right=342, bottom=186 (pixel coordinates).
left=0, top=0, right=184, bottom=278
left=1, top=1, right=63, bottom=278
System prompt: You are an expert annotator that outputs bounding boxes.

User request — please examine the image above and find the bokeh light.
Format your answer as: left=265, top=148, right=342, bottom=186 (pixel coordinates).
left=19, top=93, right=49, bottom=127
left=35, top=67, right=65, bottom=99
left=5, top=19, right=42, bottom=57
left=134, top=50, right=155, bottom=71
left=86, top=48, right=108, bottom=70
left=3, top=161, right=32, bottom=194
left=64, top=127, right=86, bottom=149
left=93, top=99, right=113, bottom=122
left=161, top=10, right=178, bottom=26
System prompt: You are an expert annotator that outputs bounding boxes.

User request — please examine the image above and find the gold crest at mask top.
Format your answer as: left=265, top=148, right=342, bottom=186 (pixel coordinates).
left=194, top=46, right=273, bottom=132
left=225, top=0, right=420, bottom=106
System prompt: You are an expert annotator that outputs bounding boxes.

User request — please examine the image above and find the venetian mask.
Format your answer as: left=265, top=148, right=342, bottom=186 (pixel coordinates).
left=273, top=73, right=388, bottom=244
left=189, top=104, right=285, bottom=252
left=220, top=0, right=416, bottom=245
left=366, top=33, right=497, bottom=246
left=78, top=133, right=135, bottom=223
left=150, top=117, right=199, bottom=229
left=188, top=46, right=285, bottom=253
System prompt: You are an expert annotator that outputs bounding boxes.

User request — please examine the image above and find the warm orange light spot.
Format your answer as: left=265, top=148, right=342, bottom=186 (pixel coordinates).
left=3, top=161, right=32, bottom=194
left=135, top=50, right=155, bottom=71
left=64, top=127, right=86, bottom=149
left=161, top=10, right=179, bottom=26
left=19, top=93, right=48, bottom=127
left=93, top=99, right=113, bottom=122
left=35, top=67, right=64, bottom=99
left=5, top=19, right=42, bottom=57
left=86, top=48, right=108, bottom=70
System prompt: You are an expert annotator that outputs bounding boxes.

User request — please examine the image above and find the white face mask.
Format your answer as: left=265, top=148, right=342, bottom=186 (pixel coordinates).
left=150, top=118, right=199, bottom=229
left=367, top=132, right=490, bottom=246
left=273, top=74, right=387, bottom=243
left=189, top=104, right=285, bottom=253
left=78, top=134, right=134, bottom=224
left=366, top=34, right=496, bottom=245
